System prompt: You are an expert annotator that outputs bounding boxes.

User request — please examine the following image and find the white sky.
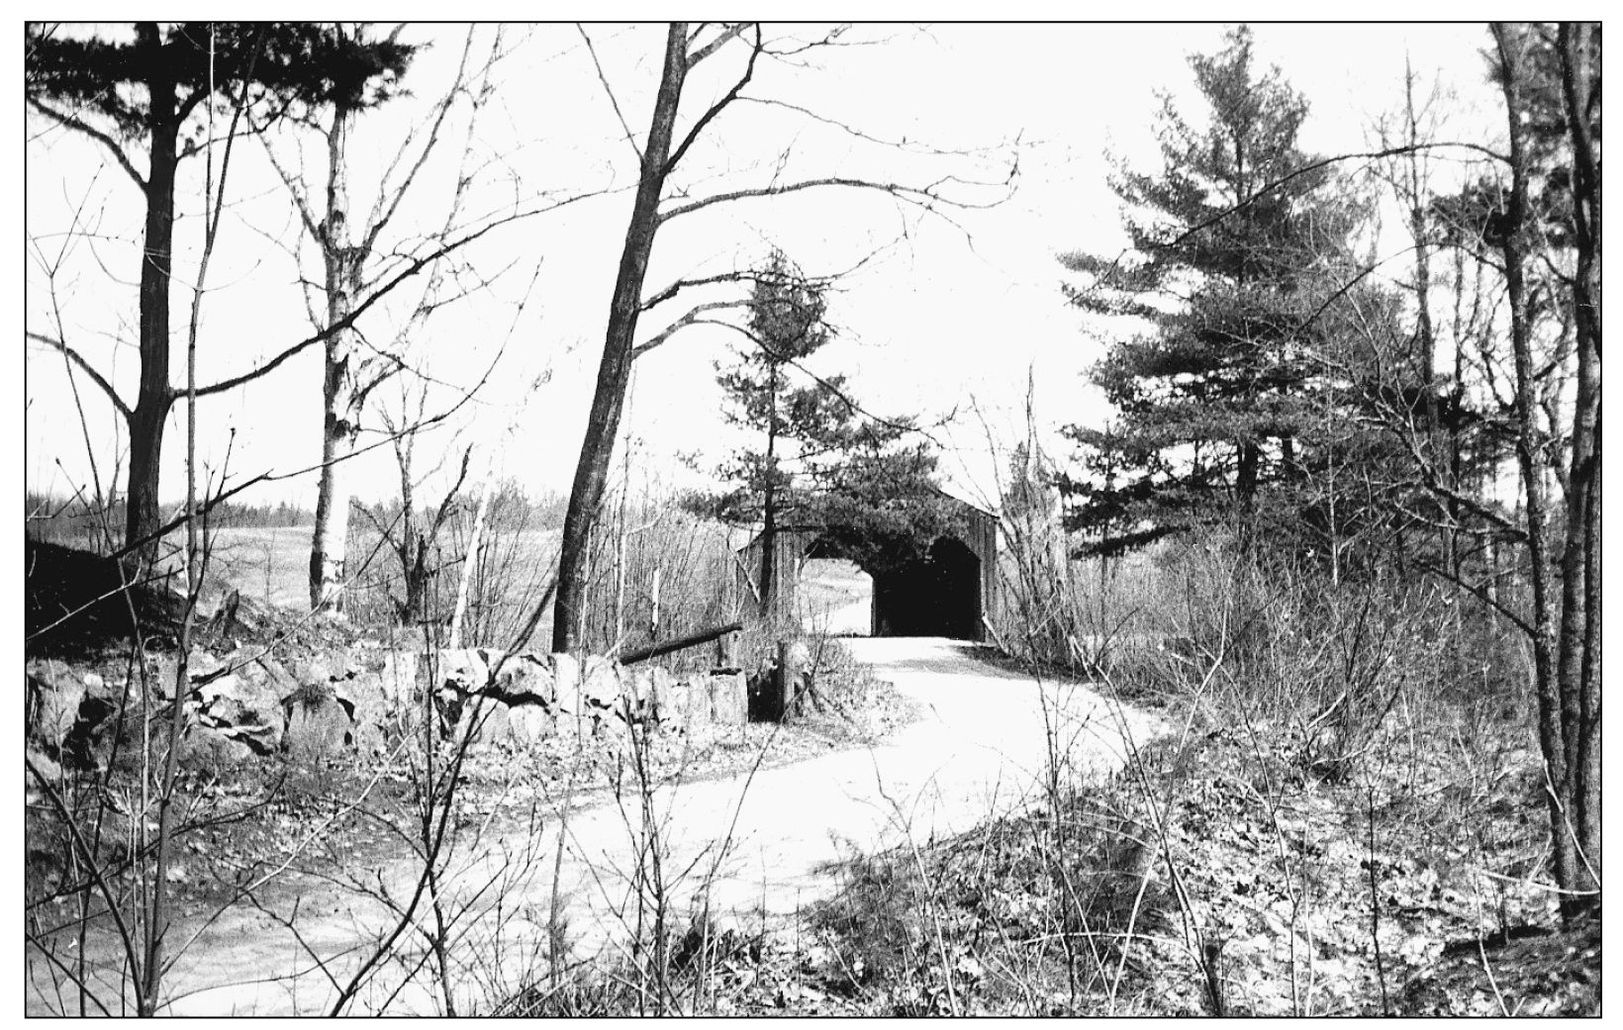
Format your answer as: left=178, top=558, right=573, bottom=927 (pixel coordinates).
left=23, top=19, right=1507, bottom=515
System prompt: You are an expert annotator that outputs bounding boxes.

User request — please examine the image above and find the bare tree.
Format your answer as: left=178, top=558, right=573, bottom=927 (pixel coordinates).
left=254, top=24, right=519, bottom=613
left=551, top=22, right=1015, bottom=653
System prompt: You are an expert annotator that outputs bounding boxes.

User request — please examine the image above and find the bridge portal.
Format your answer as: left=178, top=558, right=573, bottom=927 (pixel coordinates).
left=735, top=493, right=998, bottom=642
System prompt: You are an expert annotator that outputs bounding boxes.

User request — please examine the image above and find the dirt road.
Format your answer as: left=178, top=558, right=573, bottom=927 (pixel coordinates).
left=28, top=638, right=1161, bottom=1016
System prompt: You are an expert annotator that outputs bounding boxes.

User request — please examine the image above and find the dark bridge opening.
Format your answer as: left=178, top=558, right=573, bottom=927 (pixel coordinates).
left=872, top=536, right=981, bottom=641
left=742, top=495, right=996, bottom=644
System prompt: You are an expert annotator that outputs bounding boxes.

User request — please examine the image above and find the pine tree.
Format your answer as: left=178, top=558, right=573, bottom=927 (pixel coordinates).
left=27, top=23, right=408, bottom=567
left=1059, top=26, right=1367, bottom=557
left=695, top=251, right=956, bottom=610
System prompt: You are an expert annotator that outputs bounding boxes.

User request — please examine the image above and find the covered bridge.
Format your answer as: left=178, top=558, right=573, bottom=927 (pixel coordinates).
left=736, top=491, right=999, bottom=642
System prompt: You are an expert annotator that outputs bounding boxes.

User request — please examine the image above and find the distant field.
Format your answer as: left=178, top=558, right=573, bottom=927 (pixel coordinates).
left=35, top=519, right=859, bottom=646
left=196, top=525, right=564, bottom=625
left=199, top=526, right=315, bottom=610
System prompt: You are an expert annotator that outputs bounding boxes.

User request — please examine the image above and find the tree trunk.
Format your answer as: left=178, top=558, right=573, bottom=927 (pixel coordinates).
left=1555, top=20, right=1602, bottom=912
left=309, top=101, right=365, bottom=612
left=125, top=27, right=179, bottom=569
left=449, top=469, right=494, bottom=649
left=759, top=363, right=781, bottom=619
left=552, top=23, right=689, bottom=654
left=1493, top=23, right=1586, bottom=920
left=1402, top=58, right=1453, bottom=574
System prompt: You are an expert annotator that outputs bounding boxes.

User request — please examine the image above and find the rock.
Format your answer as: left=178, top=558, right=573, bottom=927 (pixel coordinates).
left=455, top=695, right=512, bottom=749
left=429, top=649, right=489, bottom=693
left=24, top=744, right=62, bottom=799
left=197, top=652, right=290, bottom=753
left=669, top=678, right=705, bottom=731
left=708, top=671, right=747, bottom=726
left=376, top=650, right=419, bottom=707
left=551, top=654, right=581, bottom=716
left=282, top=683, right=354, bottom=760
left=334, top=669, right=388, bottom=753
left=649, top=667, right=676, bottom=725
left=179, top=724, right=255, bottom=770
left=580, top=657, right=621, bottom=712
left=26, top=660, right=86, bottom=750
left=506, top=701, right=553, bottom=746
left=493, top=653, right=553, bottom=705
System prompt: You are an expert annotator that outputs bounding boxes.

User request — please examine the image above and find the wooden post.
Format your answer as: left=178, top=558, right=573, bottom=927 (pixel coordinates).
left=715, top=628, right=738, bottom=670
left=774, top=640, right=793, bottom=722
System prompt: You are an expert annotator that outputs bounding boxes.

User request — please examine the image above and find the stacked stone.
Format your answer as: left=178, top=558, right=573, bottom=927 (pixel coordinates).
left=25, top=643, right=750, bottom=772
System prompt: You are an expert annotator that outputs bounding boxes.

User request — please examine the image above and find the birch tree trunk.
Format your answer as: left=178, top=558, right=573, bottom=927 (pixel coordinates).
left=449, top=466, right=494, bottom=649
left=308, top=102, right=366, bottom=613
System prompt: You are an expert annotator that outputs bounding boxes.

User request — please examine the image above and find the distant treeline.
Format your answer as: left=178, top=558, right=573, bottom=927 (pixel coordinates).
left=26, top=492, right=315, bottom=532
left=351, top=482, right=570, bottom=535
left=25, top=482, right=570, bottom=548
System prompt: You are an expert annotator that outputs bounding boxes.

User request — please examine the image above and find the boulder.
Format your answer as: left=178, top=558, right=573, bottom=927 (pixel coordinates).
left=649, top=667, right=676, bottom=725
left=580, top=657, right=621, bottom=712
left=282, top=683, right=354, bottom=760
left=428, top=648, right=489, bottom=693
left=707, top=671, right=747, bottom=726
left=455, top=694, right=513, bottom=749
left=199, top=588, right=274, bottom=645
left=667, top=678, right=705, bottom=732
left=506, top=701, right=553, bottom=746
left=551, top=654, right=581, bottom=716
left=493, top=653, right=553, bottom=705
left=333, top=668, right=388, bottom=753
left=179, top=724, right=255, bottom=770
left=24, top=744, right=62, bottom=802
left=290, top=654, right=336, bottom=689
left=25, top=660, right=85, bottom=750
left=199, top=652, right=293, bottom=753
left=376, top=650, right=419, bottom=707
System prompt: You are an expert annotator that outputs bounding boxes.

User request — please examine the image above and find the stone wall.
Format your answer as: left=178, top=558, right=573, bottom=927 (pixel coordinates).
left=25, top=644, right=749, bottom=773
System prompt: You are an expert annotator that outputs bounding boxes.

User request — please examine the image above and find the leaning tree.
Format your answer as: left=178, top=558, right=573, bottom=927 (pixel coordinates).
left=550, top=22, right=1015, bottom=653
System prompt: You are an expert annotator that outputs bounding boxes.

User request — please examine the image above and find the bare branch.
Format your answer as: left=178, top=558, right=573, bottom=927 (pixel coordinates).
left=577, top=24, right=642, bottom=166
left=639, top=266, right=825, bottom=313
left=640, top=239, right=893, bottom=316
left=735, top=94, right=995, bottom=157
left=190, top=189, right=599, bottom=399
left=27, top=97, right=146, bottom=189
left=27, top=330, right=132, bottom=418
left=364, top=27, right=481, bottom=256
left=659, top=171, right=1012, bottom=224
left=664, top=25, right=761, bottom=176
left=686, top=23, right=749, bottom=67
left=631, top=299, right=748, bottom=357
left=257, top=123, right=324, bottom=241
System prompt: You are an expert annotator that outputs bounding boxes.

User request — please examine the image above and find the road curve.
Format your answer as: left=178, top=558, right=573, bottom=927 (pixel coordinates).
left=28, top=637, right=1162, bottom=1016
